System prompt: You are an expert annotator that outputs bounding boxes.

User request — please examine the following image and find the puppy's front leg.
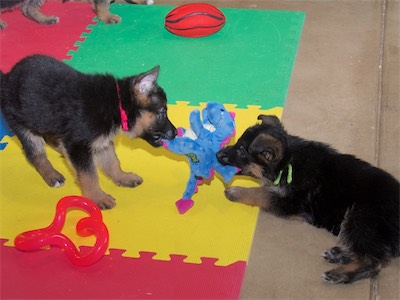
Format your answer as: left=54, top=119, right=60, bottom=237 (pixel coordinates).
left=95, top=143, right=143, bottom=188
left=67, top=144, right=116, bottom=209
left=93, top=0, right=121, bottom=24
left=22, top=0, right=59, bottom=25
left=225, top=186, right=271, bottom=210
left=78, top=167, right=117, bottom=209
left=1, top=19, right=8, bottom=30
left=113, top=0, right=153, bottom=4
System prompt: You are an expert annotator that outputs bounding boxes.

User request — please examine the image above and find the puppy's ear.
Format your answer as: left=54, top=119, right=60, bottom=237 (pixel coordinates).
left=135, top=65, right=160, bottom=94
left=250, top=133, right=284, bottom=164
left=257, top=115, right=284, bottom=129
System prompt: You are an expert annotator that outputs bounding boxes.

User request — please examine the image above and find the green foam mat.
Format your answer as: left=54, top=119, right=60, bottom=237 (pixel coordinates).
left=67, top=5, right=305, bottom=109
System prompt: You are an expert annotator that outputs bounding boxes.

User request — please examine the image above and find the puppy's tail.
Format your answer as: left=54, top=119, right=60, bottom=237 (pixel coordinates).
left=0, top=70, right=6, bottom=105
left=0, top=70, right=7, bottom=86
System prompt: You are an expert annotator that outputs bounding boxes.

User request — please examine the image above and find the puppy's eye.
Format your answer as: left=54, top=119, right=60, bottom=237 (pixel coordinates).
left=157, top=110, right=166, bottom=121
left=239, top=145, right=247, bottom=159
left=261, top=150, right=273, bottom=161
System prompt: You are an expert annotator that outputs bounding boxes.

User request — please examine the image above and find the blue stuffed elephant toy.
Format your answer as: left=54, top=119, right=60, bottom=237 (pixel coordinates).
left=163, top=102, right=238, bottom=214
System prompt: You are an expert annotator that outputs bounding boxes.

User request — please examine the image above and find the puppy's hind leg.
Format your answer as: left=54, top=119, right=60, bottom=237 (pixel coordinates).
left=22, top=0, right=59, bottom=25
left=321, top=246, right=353, bottom=265
left=322, top=204, right=388, bottom=284
left=95, top=142, right=143, bottom=188
left=322, top=258, right=381, bottom=284
left=17, top=130, right=65, bottom=187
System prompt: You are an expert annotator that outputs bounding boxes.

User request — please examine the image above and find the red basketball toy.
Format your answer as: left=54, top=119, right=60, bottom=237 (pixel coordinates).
left=165, top=3, right=226, bottom=38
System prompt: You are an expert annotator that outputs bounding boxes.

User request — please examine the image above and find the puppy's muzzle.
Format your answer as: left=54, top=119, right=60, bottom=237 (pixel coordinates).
left=148, top=120, right=177, bottom=147
left=162, top=126, right=177, bottom=140
left=216, top=149, right=230, bottom=165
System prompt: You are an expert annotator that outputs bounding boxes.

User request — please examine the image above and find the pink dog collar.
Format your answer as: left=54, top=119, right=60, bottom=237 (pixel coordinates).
left=116, top=81, right=129, bottom=131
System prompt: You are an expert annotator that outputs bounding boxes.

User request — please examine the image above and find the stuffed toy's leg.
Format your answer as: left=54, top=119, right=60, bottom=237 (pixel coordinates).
left=163, top=137, right=206, bottom=214
left=213, top=159, right=239, bottom=183
left=189, top=109, right=204, bottom=136
left=175, top=150, right=212, bottom=214
left=162, top=136, right=195, bottom=154
left=176, top=171, right=199, bottom=214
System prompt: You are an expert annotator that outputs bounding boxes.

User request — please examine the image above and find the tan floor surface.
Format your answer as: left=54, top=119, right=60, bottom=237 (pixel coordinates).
left=160, top=0, right=400, bottom=299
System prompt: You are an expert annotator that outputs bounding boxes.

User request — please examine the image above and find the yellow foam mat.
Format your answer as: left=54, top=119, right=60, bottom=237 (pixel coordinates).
left=0, top=103, right=282, bottom=265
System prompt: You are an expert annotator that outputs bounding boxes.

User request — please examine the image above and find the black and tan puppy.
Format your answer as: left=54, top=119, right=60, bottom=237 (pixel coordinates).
left=0, top=54, right=177, bottom=209
left=0, top=0, right=152, bottom=29
left=217, top=115, right=399, bottom=284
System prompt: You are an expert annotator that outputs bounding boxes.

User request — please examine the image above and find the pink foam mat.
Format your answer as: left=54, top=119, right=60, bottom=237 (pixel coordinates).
left=1, top=239, right=246, bottom=298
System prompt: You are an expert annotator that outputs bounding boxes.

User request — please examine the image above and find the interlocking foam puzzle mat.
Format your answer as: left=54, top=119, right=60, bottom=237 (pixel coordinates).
left=0, top=2, right=304, bottom=298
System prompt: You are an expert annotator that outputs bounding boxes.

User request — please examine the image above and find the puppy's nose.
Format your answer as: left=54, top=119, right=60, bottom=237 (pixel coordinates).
left=216, top=150, right=229, bottom=165
left=163, top=127, right=177, bottom=140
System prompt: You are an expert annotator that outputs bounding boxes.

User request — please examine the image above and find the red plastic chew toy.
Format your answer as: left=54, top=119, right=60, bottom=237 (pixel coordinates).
left=14, top=196, right=109, bottom=267
left=165, top=3, right=226, bottom=38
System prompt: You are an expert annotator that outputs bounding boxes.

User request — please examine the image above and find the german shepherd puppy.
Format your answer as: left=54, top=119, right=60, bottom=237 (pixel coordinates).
left=0, top=54, right=177, bottom=209
left=217, top=115, right=399, bottom=284
left=0, top=0, right=152, bottom=29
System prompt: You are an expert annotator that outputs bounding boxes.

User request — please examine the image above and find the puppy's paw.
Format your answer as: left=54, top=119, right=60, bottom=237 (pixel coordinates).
left=322, top=247, right=352, bottom=264
left=32, top=14, right=59, bottom=25
left=44, top=172, right=66, bottom=188
left=225, top=186, right=246, bottom=202
left=0, top=20, right=7, bottom=29
left=94, top=194, right=117, bottom=210
left=42, top=16, right=59, bottom=25
left=321, top=269, right=350, bottom=284
left=99, top=13, right=122, bottom=24
left=133, top=0, right=153, bottom=4
left=114, top=172, right=143, bottom=188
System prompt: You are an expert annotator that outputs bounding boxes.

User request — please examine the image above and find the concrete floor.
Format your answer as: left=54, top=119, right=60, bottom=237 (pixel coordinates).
left=159, top=0, right=400, bottom=299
